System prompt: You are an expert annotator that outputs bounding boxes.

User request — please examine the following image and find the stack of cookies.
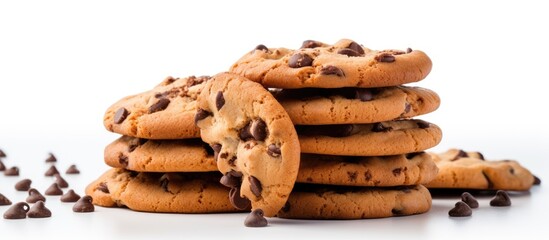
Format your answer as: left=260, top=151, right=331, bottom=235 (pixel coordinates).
left=226, top=39, right=443, bottom=219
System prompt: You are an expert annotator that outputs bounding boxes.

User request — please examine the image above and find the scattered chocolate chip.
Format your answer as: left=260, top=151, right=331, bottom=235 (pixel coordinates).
left=54, top=174, right=69, bottom=188
left=244, top=209, right=268, bottom=227
left=490, top=190, right=511, bottom=207
left=267, top=144, right=281, bottom=158
left=15, top=179, right=32, bottom=191
left=220, top=171, right=241, bottom=188
left=482, top=171, right=494, bottom=189
left=337, top=48, right=362, bottom=57
left=405, top=152, right=424, bottom=159
left=451, top=150, right=469, bottom=161
left=348, top=41, right=365, bottom=55
left=288, top=53, right=313, bottom=68
left=320, top=65, right=345, bottom=77
left=27, top=201, right=51, bottom=218
left=0, top=160, right=5, bottom=171
left=475, top=152, right=485, bottom=160
left=128, top=137, right=147, bottom=152
left=45, top=183, right=63, bottom=196
left=406, top=48, right=413, bottom=53
left=60, top=189, right=81, bottom=202
left=509, top=167, right=515, bottom=174
left=26, top=188, right=46, bottom=203
left=392, top=168, right=403, bottom=176
left=148, top=98, right=170, bottom=114
left=238, top=122, right=253, bottom=141
left=251, top=119, right=268, bottom=141
left=3, top=202, right=30, bottom=219
left=449, top=201, right=472, bottom=217
left=254, top=44, right=268, bottom=52
left=45, top=165, right=59, bottom=176
left=228, top=156, right=237, bottom=167
left=281, top=202, right=291, bottom=212
left=375, top=53, right=396, bottom=63
left=347, top=171, right=358, bottom=181
left=65, top=164, right=80, bottom=174
left=0, top=193, right=12, bottom=205
left=391, top=208, right=403, bottom=216
left=113, top=107, right=130, bottom=124
left=402, top=103, right=411, bottom=115
left=45, top=153, right=57, bottom=163
left=194, top=109, right=212, bottom=124
left=73, top=195, right=95, bottom=212
left=160, top=174, right=171, bottom=192
left=215, top=91, right=226, bottom=110
left=118, top=154, right=129, bottom=167
left=229, top=187, right=251, bottom=210
left=355, top=89, right=374, bottom=102
left=0, top=149, right=6, bottom=158
left=249, top=176, right=262, bottom=197
left=372, top=123, right=392, bottom=132
left=4, top=166, right=19, bottom=176
left=461, top=192, right=479, bottom=208
left=296, top=124, right=355, bottom=137
left=211, top=144, right=222, bottom=161
left=534, top=175, right=541, bottom=185
left=97, top=182, right=109, bottom=193
left=301, top=40, right=321, bottom=48
left=416, top=120, right=430, bottom=129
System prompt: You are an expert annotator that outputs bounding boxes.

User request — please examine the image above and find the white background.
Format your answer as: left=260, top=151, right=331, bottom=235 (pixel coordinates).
left=1, top=0, right=548, bottom=239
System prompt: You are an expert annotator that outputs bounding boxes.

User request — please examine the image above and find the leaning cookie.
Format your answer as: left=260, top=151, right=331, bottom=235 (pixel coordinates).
left=297, top=119, right=442, bottom=156
left=86, top=168, right=243, bottom=213
left=277, top=184, right=431, bottom=219
left=104, top=136, right=217, bottom=172
left=230, top=39, right=432, bottom=89
left=273, top=86, right=440, bottom=125
left=196, top=72, right=300, bottom=217
left=425, top=149, right=535, bottom=191
left=104, top=76, right=210, bottom=139
left=297, top=152, right=438, bottom=187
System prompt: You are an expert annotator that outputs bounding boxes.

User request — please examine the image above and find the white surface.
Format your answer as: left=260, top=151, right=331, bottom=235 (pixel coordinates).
left=1, top=0, right=548, bottom=239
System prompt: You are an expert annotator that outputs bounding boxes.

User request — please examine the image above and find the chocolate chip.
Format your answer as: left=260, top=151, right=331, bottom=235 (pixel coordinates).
left=0, top=149, right=6, bottom=158
left=482, top=171, right=494, bottom=189
left=148, top=98, right=170, bottom=114
left=251, top=119, right=268, bottom=141
left=490, top=190, right=511, bottom=207
left=27, top=201, right=51, bottom=218
left=54, top=173, right=69, bottom=188
left=238, top=122, right=253, bottom=141
left=288, top=53, right=313, bottom=68
left=391, top=208, right=404, bottom=216
left=355, top=89, right=374, bottom=102
left=128, top=138, right=147, bottom=152
left=160, top=174, right=171, bottom=192
left=402, top=103, right=411, bottom=115
left=534, top=175, right=541, bottom=185
left=26, top=188, right=46, bottom=203
left=255, top=44, right=268, bottom=52
left=406, top=48, right=413, bottom=53
left=228, top=156, right=237, bottom=167
left=281, top=202, right=291, bottom=212
left=476, top=152, right=485, bottom=160
left=3, top=202, right=30, bottom=219
left=320, top=65, right=345, bottom=77
left=348, top=41, right=365, bottom=55
left=449, top=201, right=472, bottom=217
left=211, top=144, right=222, bottom=161
left=215, top=91, right=225, bottom=111
left=220, top=171, right=241, bottom=188
left=267, top=144, right=281, bottom=158
left=60, top=189, right=81, bottom=202
left=73, top=195, right=95, bottom=212
left=113, top=107, right=130, bottom=124
left=45, top=183, right=63, bottom=196
left=244, top=209, right=268, bottom=227
left=219, top=152, right=229, bottom=159
left=347, top=171, right=358, bottom=181
left=195, top=109, right=212, bottom=124
left=0, top=160, right=5, bottom=171
left=375, top=53, right=396, bottom=63
left=0, top=193, right=12, bottom=205
left=229, top=187, right=251, bottom=210
left=509, top=167, right=515, bottom=174
left=65, top=164, right=80, bottom=174
left=296, top=124, right=355, bottom=137
left=372, top=123, right=392, bottom=132
left=392, top=168, right=403, bottom=176
left=118, top=154, right=129, bottom=167
left=97, top=182, right=109, bottom=193
left=451, top=150, right=469, bottom=161
left=249, top=176, right=262, bottom=197
left=461, top=192, right=479, bottom=208
left=4, top=166, right=19, bottom=176
left=337, top=48, right=362, bottom=57
left=15, top=179, right=32, bottom=191
left=416, top=120, right=430, bottom=129
left=301, top=40, right=321, bottom=48
left=45, top=165, right=59, bottom=176
left=405, top=152, right=424, bottom=159
left=45, top=153, right=57, bottom=163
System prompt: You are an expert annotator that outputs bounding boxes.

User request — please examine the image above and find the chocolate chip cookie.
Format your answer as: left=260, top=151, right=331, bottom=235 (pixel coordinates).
left=195, top=72, right=300, bottom=217
left=86, top=168, right=243, bottom=213
left=273, top=86, right=440, bottom=125
left=277, top=184, right=431, bottom=219
left=230, top=39, right=432, bottom=89
left=104, top=136, right=216, bottom=172
left=297, top=119, right=442, bottom=156
left=425, top=149, right=535, bottom=191
left=104, top=76, right=210, bottom=139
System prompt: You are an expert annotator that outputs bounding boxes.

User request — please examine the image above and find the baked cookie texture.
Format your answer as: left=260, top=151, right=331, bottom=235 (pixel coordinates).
left=104, top=76, right=210, bottom=139
left=273, top=86, right=440, bottom=125
left=425, top=149, right=535, bottom=191
left=86, top=168, right=242, bottom=213
left=297, top=152, right=438, bottom=187
left=196, top=72, right=300, bottom=217
left=277, top=185, right=432, bottom=219
left=297, top=119, right=442, bottom=156
left=104, top=136, right=217, bottom=172
left=230, top=39, right=432, bottom=89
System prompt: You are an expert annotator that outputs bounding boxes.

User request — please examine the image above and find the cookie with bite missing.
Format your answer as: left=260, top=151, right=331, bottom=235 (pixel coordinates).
left=230, top=39, right=432, bottom=89
left=104, top=136, right=217, bottom=172
left=277, top=184, right=431, bottom=219
left=86, top=168, right=242, bottom=213
left=425, top=149, right=535, bottom=191
left=104, top=76, right=210, bottom=139
left=273, top=86, right=440, bottom=125
left=195, top=72, right=300, bottom=217
left=297, top=119, right=442, bottom=156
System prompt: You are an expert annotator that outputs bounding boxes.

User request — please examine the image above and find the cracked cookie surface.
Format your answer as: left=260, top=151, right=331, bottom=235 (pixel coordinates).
left=230, top=39, right=432, bottom=89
